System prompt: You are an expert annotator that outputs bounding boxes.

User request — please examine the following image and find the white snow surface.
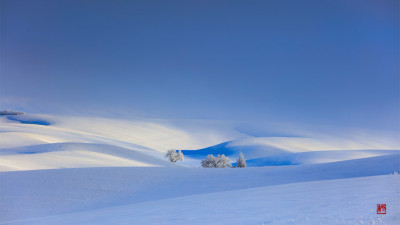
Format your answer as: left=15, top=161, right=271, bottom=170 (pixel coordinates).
left=1, top=114, right=399, bottom=224
left=3, top=174, right=398, bottom=225
left=1, top=155, right=399, bottom=224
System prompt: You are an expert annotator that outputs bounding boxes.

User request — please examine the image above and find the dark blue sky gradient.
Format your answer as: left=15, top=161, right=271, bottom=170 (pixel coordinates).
left=1, top=0, right=399, bottom=129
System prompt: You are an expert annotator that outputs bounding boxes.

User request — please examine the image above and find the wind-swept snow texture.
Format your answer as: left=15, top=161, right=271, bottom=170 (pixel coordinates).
left=0, top=114, right=399, bottom=224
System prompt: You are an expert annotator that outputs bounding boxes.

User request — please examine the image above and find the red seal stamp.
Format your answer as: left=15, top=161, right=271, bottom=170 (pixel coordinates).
left=377, top=204, right=386, bottom=214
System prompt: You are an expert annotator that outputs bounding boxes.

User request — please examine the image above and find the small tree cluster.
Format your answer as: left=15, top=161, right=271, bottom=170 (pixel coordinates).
left=165, top=149, right=184, bottom=163
left=201, top=154, right=232, bottom=168
left=236, top=152, right=246, bottom=168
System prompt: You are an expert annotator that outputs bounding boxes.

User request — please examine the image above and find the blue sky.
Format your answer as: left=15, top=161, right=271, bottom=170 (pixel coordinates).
left=0, top=0, right=399, bottom=130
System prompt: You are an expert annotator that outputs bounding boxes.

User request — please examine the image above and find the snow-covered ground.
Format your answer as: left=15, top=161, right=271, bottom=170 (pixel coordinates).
left=3, top=174, right=398, bottom=225
left=0, top=114, right=399, bottom=224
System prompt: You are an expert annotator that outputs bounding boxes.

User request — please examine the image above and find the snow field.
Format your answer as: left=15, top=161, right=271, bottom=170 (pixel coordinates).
left=1, top=114, right=399, bottom=224
left=1, top=174, right=399, bottom=225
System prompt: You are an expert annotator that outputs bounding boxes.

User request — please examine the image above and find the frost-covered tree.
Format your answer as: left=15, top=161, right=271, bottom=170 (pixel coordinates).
left=201, top=154, right=232, bottom=168
left=236, top=152, right=246, bottom=168
left=201, top=154, right=216, bottom=168
left=216, top=154, right=232, bottom=168
left=165, top=149, right=184, bottom=163
left=178, top=150, right=184, bottom=162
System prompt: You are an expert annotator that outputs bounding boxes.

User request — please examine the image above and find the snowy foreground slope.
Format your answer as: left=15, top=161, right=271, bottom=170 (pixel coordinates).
left=0, top=114, right=399, bottom=224
left=3, top=174, right=399, bottom=225
left=1, top=155, right=399, bottom=224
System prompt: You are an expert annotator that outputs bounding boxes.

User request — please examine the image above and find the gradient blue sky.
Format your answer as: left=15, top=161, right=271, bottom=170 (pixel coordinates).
left=1, top=0, right=399, bottom=130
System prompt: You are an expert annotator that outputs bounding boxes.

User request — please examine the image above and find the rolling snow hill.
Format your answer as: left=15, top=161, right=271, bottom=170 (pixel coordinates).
left=0, top=113, right=399, bottom=224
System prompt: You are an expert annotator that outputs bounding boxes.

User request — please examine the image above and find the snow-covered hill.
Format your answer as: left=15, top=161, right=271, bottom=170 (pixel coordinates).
left=1, top=113, right=399, bottom=170
left=0, top=143, right=173, bottom=171
left=0, top=114, right=243, bottom=171
left=182, top=140, right=400, bottom=167
left=0, top=113, right=399, bottom=224
left=241, top=149, right=400, bottom=166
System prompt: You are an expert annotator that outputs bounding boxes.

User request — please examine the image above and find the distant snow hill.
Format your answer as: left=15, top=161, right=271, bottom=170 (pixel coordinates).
left=5, top=114, right=52, bottom=126
left=0, top=114, right=399, bottom=224
left=182, top=141, right=400, bottom=167
left=0, top=113, right=242, bottom=171
left=1, top=113, right=399, bottom=170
